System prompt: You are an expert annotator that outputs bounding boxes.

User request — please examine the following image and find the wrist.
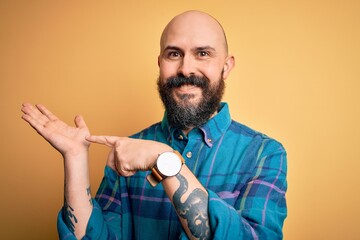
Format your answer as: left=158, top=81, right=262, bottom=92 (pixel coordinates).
left=147, top=150, right=185, bottom=187
left=63, top=150, right=89, bottom=176
left=63, top=148, right=89, bottom=162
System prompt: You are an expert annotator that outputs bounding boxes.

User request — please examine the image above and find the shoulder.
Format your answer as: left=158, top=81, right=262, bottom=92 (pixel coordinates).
left=229, top=120, right=286, bottom=153
left=129, top=121, right=163, bottom=139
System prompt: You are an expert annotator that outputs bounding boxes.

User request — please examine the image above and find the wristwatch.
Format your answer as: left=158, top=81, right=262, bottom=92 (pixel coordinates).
left=147, top=150, right=185, bottom=187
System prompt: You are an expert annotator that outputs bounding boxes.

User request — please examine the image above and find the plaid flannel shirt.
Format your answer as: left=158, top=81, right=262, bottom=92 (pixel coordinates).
left=58, top=102, right=287, bottom=239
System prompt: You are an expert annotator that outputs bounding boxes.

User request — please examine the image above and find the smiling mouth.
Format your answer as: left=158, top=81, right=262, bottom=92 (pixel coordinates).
left=176, top=84, right=198, bottom=93
left=173, top=85, right=202, bottom=102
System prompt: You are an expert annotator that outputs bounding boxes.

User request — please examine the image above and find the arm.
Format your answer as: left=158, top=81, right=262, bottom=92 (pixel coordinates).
left=162, top=166, right=210, bottom=240
left=87, top=135, right=211, bottom=239
left=87, top=135, right=287, bottom=239
left=62, top=150, right=92, bottom=238
left=21, top=103, right=92, bottom=239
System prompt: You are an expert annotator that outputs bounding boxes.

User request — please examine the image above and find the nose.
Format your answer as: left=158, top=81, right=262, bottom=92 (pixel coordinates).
left=177, top=55, right=196, bottom=77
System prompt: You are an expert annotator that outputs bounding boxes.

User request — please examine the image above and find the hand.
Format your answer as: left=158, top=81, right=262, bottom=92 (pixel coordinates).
left=21, top=103, right=91, bottom=158
left=86, top=135, right=172, bottom=176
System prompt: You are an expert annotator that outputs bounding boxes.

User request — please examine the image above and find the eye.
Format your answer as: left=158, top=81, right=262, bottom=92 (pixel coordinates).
left=197, top=51, right=210, bottom=58
left=167, top=51, right=182, bottom=59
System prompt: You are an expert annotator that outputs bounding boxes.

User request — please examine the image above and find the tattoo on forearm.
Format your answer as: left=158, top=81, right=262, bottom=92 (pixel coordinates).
left=62, top=185, right=92, bottom=233
left=173, top=174, right=210, bottom=239
left=87, top=186, right=92, bottom=206
left=63, top=181, right=78, bottom=233
left=63, top=201, right=78, bottom=233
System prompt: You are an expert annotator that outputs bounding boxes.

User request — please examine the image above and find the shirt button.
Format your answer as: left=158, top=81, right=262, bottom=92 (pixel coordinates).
left=178, top=135, right=184, bottom=140
left=207, top=138, right=212, bottom=143
left=186, top=152, right=192, bottom=158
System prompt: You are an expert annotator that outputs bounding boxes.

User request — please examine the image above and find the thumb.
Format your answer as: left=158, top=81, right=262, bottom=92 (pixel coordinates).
left=74, top=115, right=87, bottom=129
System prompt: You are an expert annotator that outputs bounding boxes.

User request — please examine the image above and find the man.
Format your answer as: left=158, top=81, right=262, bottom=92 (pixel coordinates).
left=21, top=10, right=287, bottom=239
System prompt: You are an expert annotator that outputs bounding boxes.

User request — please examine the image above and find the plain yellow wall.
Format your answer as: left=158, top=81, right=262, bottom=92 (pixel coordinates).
left=1, top=1, right=359, bottom=239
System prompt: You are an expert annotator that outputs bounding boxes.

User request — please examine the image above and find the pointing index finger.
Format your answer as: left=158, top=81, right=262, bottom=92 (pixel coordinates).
left=86, top=135, right=119, bottom=147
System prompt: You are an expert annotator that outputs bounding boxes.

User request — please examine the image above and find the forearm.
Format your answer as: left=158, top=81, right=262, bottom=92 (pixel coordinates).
left=63, top=152, right=92, bottom=239
left=162, top=166, right=210, bottom=240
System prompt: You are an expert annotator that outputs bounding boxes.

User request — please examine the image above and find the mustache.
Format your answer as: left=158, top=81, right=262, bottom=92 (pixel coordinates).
left=164, top=75, right=209, bottom=89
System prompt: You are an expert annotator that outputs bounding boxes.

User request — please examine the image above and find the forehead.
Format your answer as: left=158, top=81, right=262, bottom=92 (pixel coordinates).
left=160, top=12, right=227, bottom=53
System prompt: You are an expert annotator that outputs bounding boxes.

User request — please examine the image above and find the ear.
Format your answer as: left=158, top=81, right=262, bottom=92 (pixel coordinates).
left=222, top=55, right=235, bottom=80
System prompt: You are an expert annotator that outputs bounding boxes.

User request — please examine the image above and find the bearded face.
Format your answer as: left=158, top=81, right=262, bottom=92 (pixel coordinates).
left=157, top=73, right=225, bottom=130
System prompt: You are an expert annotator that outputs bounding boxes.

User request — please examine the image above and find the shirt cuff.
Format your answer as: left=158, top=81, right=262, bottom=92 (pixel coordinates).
left=207, top=190, right=243, bottom=239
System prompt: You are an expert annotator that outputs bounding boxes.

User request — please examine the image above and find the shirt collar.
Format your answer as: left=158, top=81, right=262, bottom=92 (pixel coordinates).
left=161, top=102, right=232, bottom=148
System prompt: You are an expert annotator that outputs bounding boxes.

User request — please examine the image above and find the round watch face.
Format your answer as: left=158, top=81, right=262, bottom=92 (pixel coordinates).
left=157, top=151, right=182, bottom=177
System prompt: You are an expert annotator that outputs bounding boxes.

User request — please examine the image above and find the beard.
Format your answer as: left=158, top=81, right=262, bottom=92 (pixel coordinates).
left=157, top=73, right=225, bottom=130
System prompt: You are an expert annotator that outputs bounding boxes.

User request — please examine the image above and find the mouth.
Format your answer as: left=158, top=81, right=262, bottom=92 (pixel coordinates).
left=172, top=84, right=202, bottom=103
left=175, top=84, right=199, bottom=94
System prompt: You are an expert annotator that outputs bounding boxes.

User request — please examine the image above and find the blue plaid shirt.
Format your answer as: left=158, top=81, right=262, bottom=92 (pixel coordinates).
left=58, top=102, right=287, bottom=239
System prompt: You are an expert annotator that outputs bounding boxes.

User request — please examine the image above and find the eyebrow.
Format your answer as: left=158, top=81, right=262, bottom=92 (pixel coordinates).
left=163, top=45, right=216, bottom=53
left=195, top=46, right=216, bottom=52
left=163, top=46, right=183, bottom=52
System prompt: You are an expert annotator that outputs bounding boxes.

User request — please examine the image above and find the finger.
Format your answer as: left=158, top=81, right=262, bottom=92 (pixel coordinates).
left=21, top=113, right=45, bottom=134
left=86, top=135, right=119, bottom=147
left=113, top=157, right=137, bottom=177
left=119, top=170, right=137, bottom=177
left=21, top=103, right=49, bottom=126
left=36, top=104, right=58, bottom=121
left=74, top=115, right=87, bottom=129
left=21, top=103, right=40, bottom=118
left=21, top=102, right=32, bottom=110
left=21, top=103, right=48, bottom=132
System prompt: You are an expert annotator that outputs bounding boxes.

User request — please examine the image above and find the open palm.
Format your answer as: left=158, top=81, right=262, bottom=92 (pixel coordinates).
left=21, top=103, right=90, bottom=157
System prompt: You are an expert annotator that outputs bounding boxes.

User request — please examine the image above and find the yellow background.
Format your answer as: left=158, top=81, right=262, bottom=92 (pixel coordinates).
left=1, top=1, right=359, bottom=239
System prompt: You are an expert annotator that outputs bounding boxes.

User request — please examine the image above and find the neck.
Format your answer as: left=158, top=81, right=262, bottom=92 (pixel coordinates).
left=181, top=128, right=192, bottom=136
left=180, top=110, right=218, bottom=136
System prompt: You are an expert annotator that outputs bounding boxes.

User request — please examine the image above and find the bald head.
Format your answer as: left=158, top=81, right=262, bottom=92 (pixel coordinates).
left=160, top=10, right=229, bottom=55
